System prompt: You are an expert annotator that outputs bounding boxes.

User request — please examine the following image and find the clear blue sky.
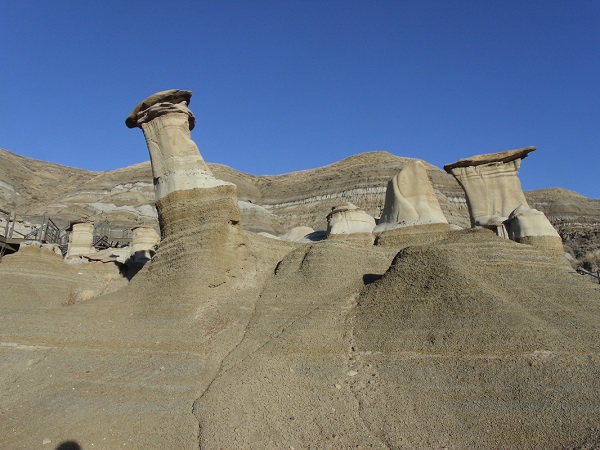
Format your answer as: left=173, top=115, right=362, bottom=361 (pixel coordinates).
left=2, top=1, right=599, bottom=197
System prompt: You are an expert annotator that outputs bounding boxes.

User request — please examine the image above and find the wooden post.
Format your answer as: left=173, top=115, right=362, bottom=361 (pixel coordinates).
left=8, top=211, right=16, bottom=238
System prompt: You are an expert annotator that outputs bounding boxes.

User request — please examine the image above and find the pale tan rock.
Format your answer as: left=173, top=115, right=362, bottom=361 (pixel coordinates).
left=130, top=226, right=160, bottom=264
left=126, top=89, right=232, bottom=200
left=279, top=226, right=315, bottom=242
left=374, top=160, right=448, bottom=232
left=505, top=205, right=560, bottom=240
left=444, top=147, right=535, bottom=228
left=444, top=147, right=561, bottom=252
left=504, top=205, right=563, bottom=253
left=66, top=221, right=94, bottom=259
left=127, top=90, right=251, bottom=290
left=326, top=202, right=375, bottom=235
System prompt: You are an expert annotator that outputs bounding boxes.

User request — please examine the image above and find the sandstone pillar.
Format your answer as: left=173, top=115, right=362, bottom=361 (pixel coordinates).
left=126, top=90, right=232, bottom=200
left=445, top=147, right=562, bottom=252
left=444, top=147, right=535, bottom=229
left=66, top=221, right=94, bottom=258
left=126, top=90, right=250, bottom=291
left=326, top=202, right=376, bottom=235
left=374, top=160, right=448, bottom=232
left=129, top=226, right=160, bottom=265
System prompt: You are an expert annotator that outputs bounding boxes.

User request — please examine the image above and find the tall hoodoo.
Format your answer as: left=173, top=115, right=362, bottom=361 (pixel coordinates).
left=445, top=147, right=561, bottom=251
left=374, top=160, right=448, bottom=232
left=126, top=90, right=250, bottom=290
left=126, top=89, right=232, bottom=200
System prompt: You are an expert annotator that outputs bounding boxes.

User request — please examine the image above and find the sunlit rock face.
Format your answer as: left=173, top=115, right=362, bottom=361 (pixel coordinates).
left=126, top=89, right=232, bottom=200
left=66, top=221, right=94, bottom=259
left=444, top=147, right=535, bottom=229
left=445, top=147, right=562, bottom=252
left=326, top=202, right=376, bottom=235
left=374, top=160, right=448, bottom=232
left=129, top=226, right=160, bottom=264
left=505, top=205, right=563, bottom=254
left=126, top=90, right=251, bottom=291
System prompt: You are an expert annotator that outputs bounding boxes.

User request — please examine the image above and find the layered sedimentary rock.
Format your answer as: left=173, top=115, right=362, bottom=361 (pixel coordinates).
left=66, top=221, right=94, bottom=258
left=0, top=148, right=470, bottom=233
left=128, top=225, right=160, bottom=265
left=126, top=90, right=232, bottom=200
left=195, top=229, right=600, bottom=449
left=126, top=90, right=250, bottom=290
left=504, top=205, right=562, bottom=253
left=374, top=160, right=448, bottom=232
left=445, top=147, right=561, bottom=255
left=444, top=147, right=535, bottom=228
left=4, top=147, right=600, bottom=266
left=326, top=202, right=375, bottom=235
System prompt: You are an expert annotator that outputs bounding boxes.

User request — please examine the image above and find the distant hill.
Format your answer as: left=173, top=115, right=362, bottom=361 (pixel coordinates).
left=1, top=147, right=600, bottom=269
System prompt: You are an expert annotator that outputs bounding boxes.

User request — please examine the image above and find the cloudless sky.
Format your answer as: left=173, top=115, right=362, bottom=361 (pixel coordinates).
left=1, top=1, right=599, bottom=197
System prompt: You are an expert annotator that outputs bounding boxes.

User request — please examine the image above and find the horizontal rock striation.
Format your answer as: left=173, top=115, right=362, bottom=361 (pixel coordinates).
left=3, top=148, right=600, bottom=265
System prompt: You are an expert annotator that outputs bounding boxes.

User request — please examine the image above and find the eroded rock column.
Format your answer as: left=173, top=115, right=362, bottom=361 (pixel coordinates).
left=374, top=160, right=448, bottom=232
left=66, top=221, right=94, bottom=259
left=126, top=90, right=250, bottom=290
left=126, top=90, right=232, bottom=200
left=445, top=147, right=562, bottom=252
left=326, top=202, right=375, bottom=235
left=129, top=226, right=160, bottom=265
left=444, top=147, right=534, bottom=229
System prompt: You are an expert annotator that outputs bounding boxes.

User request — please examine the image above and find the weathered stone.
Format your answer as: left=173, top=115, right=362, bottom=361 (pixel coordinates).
left=504, top=205, right=563, bottom=253
left=374, top=160, right=448, bottom=232
left=279, top=226, right=316, bottom=242
left=126, top=89, right=232, bottom=200
left=129, top=226, right=160, bottom=264
left=326, top=202, right=375, bottom=235
left=444, top=147, right=535, bottom=228
left=505, top=205, right=560, bottom=240
left=66, top=221, right=94, bottom=258
left=126, top=90, right=251, bottom=289
left=125, top=90, right=193, bottom=129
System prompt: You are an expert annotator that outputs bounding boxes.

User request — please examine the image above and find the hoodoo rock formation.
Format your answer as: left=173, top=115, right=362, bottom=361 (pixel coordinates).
left=445, top=147, right=561, bottom=251
left=129, top=225, right=160, bottom=265
left=126, top=90, right=251, bottom=290
left=3, top=99, right=600, bottom=448
left=374, top=160, right=448, bottom=232
left=326, top=202, right=376, bottom=235
left=65, top=221, right=94, bottom=259
left=444, top=146, right=535, bottom=229
left=126, top=89, right=232, bottom=200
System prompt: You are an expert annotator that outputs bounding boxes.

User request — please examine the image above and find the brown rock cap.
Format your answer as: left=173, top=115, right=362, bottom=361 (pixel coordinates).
left=444, top=146, right=536, bottom=172
left=126, top=89, right=193, bottom=129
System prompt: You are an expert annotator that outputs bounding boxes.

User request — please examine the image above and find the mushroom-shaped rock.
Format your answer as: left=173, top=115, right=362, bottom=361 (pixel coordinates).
left=326, top=202, right=376, bottom=235
left=125, top=90, right=250, bottom=290
left=374, top=160, right=448, bottom=232
left=125, top=89, right=232, bottom=201
left=445, top=147, right=561, bottom=252
left=444, top=147, right=534, bottom=228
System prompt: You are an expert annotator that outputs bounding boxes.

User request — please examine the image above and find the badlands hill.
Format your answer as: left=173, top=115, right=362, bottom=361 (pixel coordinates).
left=1, top=147, right=599, bottom=267
left=2, top=142, right=600, bottom=449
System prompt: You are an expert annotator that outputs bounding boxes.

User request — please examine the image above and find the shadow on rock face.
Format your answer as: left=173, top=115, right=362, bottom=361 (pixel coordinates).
left=117, top=249, right=156, bottom=281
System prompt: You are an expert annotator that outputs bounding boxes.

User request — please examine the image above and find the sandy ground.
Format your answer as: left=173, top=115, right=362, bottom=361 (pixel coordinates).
left=2, top=224, right=600, bottom=449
